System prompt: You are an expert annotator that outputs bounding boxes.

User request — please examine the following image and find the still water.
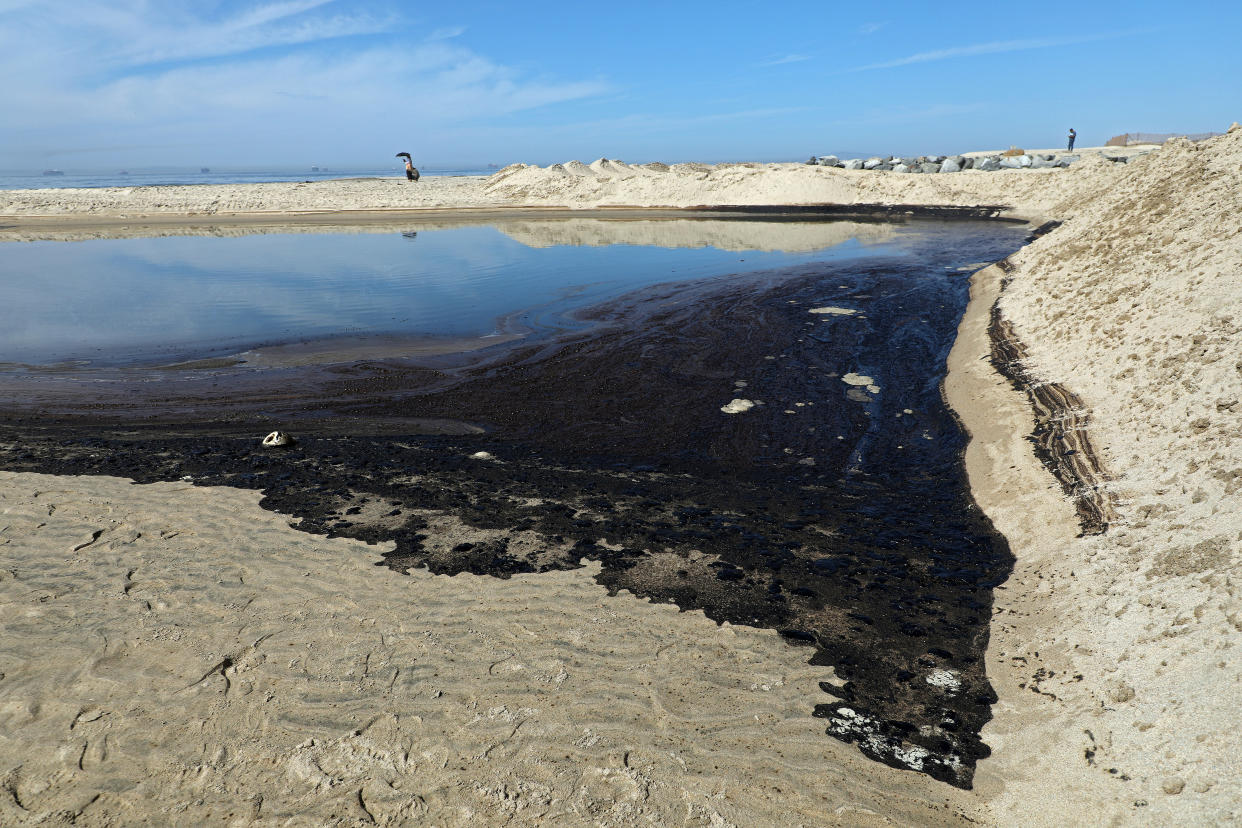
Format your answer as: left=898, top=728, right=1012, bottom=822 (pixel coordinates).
left=1, top=218, right=926, bottom=368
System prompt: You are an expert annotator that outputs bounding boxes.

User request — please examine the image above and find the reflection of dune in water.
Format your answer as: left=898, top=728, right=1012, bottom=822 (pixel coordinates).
left=0, top=221, right=480, bottom=244
left=496, top=219, right=897, bottom=253
left=2, top=218, right=896, bottom=250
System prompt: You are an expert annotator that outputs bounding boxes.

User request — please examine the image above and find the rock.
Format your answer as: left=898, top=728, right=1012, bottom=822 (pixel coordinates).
left=1030, top=158, right=1057, bottom=169
left=891, top=164, right=912, bottom=173
left=817, top=155, right=840, bottom=167
left=1056, top=155, right=1080, bottom=167
left=977, top=157, right=1001, bottom=171
left=961, top=157, right=975, bottom=169
left=1041, top=153, right=1055, bottom=161
left=863, top=157, right=886, bottom=169
left=262, top=430, right=295, bottom=448
left=1162, top=777, right=1186, bottom=795
left=843, top=158, right=865, bottom=170
left=919, top=162, right=942, bottom=174
left=469, top=451, right=495, bottom=460
left=806, top=156, right=819, bottom=165
left=940, top=159, right=962, bottom=173
left=946, top=155, right=965, bottom=167
left=872, top=163, right=893, bottom=171
left=900, top=157, right=919, bottom=167
left=999, top=155, right=1033, bottom=169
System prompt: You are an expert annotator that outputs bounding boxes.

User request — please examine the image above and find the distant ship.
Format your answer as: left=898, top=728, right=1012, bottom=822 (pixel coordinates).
left=118, top=171, right=130, bottom=176
left=200, top=167, right=211, bottom=173
left=311, top=165, right=320, bottom=172
left=41, top=169, right=64, bottom=176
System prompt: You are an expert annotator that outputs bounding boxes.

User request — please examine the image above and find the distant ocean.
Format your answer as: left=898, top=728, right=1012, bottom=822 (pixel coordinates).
left=0, top=166, right=497, bottom=190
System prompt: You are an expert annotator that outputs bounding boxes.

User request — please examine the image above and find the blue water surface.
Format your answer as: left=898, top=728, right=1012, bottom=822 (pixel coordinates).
left=0, top=220, right=936, bottom=367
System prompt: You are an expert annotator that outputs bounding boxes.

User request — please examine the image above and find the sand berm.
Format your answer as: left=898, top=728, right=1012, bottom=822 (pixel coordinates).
left=1, top=130, right=1240, bottom=826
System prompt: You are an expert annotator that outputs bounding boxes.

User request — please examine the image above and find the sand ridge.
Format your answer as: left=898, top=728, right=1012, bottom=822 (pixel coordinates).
left=1, top=155, right=1124, bottom=221
left=949, top=125, right=1242, bottom=825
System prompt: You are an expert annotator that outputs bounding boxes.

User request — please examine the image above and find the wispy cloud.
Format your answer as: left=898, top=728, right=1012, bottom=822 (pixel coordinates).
left=22, top=0, right=396, bottom=69
left=758, top=54, right=811, bottom=67
left=851, top=29, right=1146, bottom=71
left=0, top=1, right=613, bottom=164
left=426, top=25, right=467, bottom=42
left=858, top=22, right=885, bottom=35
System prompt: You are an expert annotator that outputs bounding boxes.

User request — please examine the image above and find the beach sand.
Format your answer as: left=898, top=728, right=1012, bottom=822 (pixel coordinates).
left=2, top=128, right=1240, bottom=824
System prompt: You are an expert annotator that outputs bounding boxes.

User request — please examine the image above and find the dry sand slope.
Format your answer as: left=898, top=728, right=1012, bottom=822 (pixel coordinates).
left=1, top=127, right=1241, bottom=825
left=955, top=126, right=1242, bottom=825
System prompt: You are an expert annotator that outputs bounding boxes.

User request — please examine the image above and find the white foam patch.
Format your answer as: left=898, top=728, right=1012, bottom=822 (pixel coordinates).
left=842, top=373, right=874, bottom=386
left=925, top=669, right=962, bottom=693
left=720, top=399, right=755, bottom=414
left=810, top=306, right=858, bottom=316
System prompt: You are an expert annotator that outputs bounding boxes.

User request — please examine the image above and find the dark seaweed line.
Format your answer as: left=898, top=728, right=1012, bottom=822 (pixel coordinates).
left=987, top=258, right=1118, bottom=535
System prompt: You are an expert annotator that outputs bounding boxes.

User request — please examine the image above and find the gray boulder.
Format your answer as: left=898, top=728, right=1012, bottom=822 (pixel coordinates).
left=999, top=155, right=1033, bottom=169
left=919, top=162, right=942, bottom=174
left=1055, top=154, right=1079, bottom=167
left=863, top=157, right=886, bottom=169
left=900, top=156, right=919, bottom=167
left=891, top=163, right=912, bottom=173
left=1030, top=158, right=1057, bottom=169
left=843, top=158, right=866, bottom=170
left=961, top=157, right=975, bottom=169
left=940, top=159, right=962, bottom=173
left=872, top=163, right=894, bottom=171
left=977, top=157, right=1002, bottom=171
left=818, top=155, right=840, bottom=167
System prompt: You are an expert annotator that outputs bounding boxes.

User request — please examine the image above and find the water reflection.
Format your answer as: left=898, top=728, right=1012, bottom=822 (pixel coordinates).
left=0, top=218, right=909, bottom=368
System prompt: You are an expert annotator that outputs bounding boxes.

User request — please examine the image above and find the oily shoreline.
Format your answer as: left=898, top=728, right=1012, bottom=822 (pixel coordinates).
left=4, top=130, right=1240, bottom=824
left=0, top=221, right=1032, bottom=792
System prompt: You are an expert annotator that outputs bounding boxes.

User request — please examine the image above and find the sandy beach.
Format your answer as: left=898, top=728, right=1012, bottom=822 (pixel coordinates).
left=2, top=130, right=1241, bottom=826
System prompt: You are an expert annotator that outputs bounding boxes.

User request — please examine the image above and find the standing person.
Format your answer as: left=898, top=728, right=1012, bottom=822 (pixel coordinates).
left=404, top=157, right=419, bottom=182
left=1067, top=128, right=1077, bottom=152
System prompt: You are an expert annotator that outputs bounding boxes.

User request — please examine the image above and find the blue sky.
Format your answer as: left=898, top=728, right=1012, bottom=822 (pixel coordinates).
left=1, top=0, right=1236, bottom=169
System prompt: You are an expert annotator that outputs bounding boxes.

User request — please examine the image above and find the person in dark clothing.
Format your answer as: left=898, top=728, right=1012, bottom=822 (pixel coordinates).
left=1067, top=128, right=1077, bottom=152
left=404, top=158, right=419, bottom=182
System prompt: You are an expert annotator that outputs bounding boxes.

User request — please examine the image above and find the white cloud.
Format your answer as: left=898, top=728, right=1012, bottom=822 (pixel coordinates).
left=426, top=25, right=466, bottom=42
left=852, top=29, right=1147, bottom=71
left=0, top=2, right=612, bottom=164
left=757, top=54, right=811, bottom=67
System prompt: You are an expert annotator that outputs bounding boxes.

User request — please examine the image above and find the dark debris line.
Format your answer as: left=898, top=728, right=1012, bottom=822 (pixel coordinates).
left=0, top=218, right=1030, bottom=788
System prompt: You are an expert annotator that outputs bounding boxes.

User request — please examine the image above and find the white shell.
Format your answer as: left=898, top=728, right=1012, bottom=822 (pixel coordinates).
left=262, top=430, right=294, bottom=447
